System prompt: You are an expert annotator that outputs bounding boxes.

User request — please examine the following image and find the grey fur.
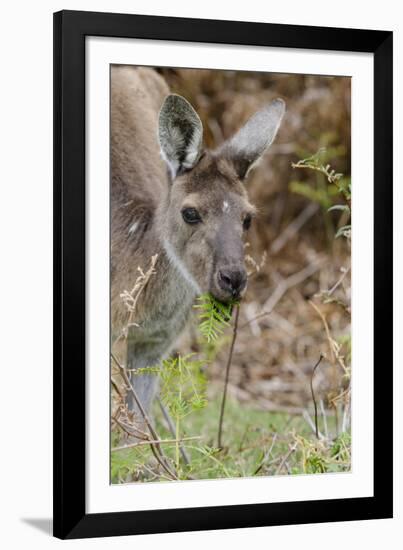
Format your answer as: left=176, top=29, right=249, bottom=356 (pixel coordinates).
left=219, top=98, right=285, bottom=179
left=158, top=94, right=203, bottom=178
left=111, top=66, right=285, bottom=425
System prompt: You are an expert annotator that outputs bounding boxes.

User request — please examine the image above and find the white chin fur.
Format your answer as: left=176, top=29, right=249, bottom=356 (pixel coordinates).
left=163, top=239, right=202, bottom=295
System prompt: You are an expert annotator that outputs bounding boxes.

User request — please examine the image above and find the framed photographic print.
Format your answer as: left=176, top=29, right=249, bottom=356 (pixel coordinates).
left=53, top=10, right=393, bottom=539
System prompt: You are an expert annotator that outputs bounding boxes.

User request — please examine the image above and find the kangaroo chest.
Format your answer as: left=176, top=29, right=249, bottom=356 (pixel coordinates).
left=127, top=264, right=196, bottom=368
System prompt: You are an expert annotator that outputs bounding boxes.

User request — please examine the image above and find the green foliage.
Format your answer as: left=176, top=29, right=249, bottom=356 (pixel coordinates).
left=305, top=453, right=328, bottom=474
left=131, top=354, right=209, bottom=474
left=111, top=289, right=352, bottom=484
left=293, top=431, right=351, bottom=475
left=158, top=354, right=208, bottom=470
left=159, top=355, right=208, bottom=419
left=334, top=176, right=351, bottom=201
left=331, top=432, right=351, bottom=463
left=291, top=147, right=344, bottom=184
left=111, top=442, right=158, bottom=483
left=290, top=147, right=351, bottom=241
left=194, top=293, right=237, bottom=343
left=111, top=395, right=351, bottom=483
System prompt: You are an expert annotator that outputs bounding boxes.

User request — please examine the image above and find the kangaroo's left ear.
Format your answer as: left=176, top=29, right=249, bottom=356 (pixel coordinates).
left=219, top=98, right=285, bottom=180
left=158, top=94, right=203, bottom=179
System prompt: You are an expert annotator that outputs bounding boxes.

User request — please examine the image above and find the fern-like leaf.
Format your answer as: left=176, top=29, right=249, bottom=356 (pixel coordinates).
left=194, top=293, right=237, bottom=343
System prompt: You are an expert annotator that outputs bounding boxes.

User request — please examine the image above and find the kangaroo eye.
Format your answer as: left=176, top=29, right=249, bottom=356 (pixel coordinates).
left=243, top=214, right=252, bottom=230
left=182, top=207, right=202, bottom=224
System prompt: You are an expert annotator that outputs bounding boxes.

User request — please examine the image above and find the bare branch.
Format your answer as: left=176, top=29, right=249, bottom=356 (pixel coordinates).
left=111, top=353, right=178, bottom=480
left=327, top=267, right=350, bottom=297
left=112, top=413, right=150, bottom=441
left=309, top=300, right=348, bottom=373
left=112, top=435, right=201, bottom=453
left=270, top=203, right=319, bottom=254
left=238, top=309, right=272, bottom=331
left=263, top=258, right=325, bottom=313
left=310, top=354, right=324, bottom=439
left=275, top=443, right=298, bottom=475
left=217, top=305, right=240, bottom=449
left=253, top=433, right=278, bottom=475
left=320, top=399, right=329, bottom=440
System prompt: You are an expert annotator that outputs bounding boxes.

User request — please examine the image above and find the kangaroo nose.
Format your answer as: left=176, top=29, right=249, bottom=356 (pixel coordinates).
left=217, top=268, right=247, bottom=298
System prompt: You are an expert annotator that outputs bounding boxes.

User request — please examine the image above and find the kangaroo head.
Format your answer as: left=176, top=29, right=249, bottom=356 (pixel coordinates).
left=158, top=94, right=285, bottom=303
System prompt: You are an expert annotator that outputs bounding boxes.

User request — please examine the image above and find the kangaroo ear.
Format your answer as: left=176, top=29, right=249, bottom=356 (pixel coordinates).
left=220, top=99, right=285, bottom=180
left=158, top=94, right=203, bottom=179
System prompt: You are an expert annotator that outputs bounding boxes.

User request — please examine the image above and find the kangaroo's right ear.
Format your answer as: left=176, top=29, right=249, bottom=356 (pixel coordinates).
left=219, top=99, right=285, bottom=180
left=158, top=94, right=203, bottom=179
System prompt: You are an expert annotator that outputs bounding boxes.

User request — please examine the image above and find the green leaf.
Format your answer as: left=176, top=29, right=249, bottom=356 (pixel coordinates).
left=194, top=293, right=237, bottom=343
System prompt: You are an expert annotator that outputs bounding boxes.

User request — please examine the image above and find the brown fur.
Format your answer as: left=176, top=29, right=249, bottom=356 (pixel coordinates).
left=111, top=66, right=169, bottom=327
left=111, top=66, right=284, bottom=417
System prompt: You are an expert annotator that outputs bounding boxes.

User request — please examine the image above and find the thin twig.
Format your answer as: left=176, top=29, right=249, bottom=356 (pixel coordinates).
left=334, top=403, right=340, bottom=437
left=309, top=300, right=347, bottom=373
left=111, top=378, right=124, bottom=399
left=291, top=151, right=343, bottom=184
left=275, top=443, right=298, bottom=475
left=111, top=353, right=178, bottom=480
left=263, top=258, right=325, bottom=313
left=303, top=410, right=321, bottom=437
left=329, top=386, right=350, bottom=405
left=238, top=424, right=251, bottom=452
left=319, top=399, right=329, bottom=440
left=270, top=202, right=319, bottom=254
left=217, top=304, right=240, bottom=449
left=310, top=354, right=324, bottom=439
left=112, top=414, right=149, bottom=441
left=111, top=355, right=157, bottom=438
left=253, top=433, right=278, bottom=475
left=341, top=400, right=351, bottom=433
left=112, top=436, right=201, bottom=453
left=238, top=309, right=272, bottom=331
left=328, top=267, right=350, bottom=296
left=140, top=463, right=172, bottom=482
left=157, top=397, right=191, bottom=466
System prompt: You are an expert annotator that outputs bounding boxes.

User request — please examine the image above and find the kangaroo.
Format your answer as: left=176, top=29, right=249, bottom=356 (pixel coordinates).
left=111, top=65, right=285, bottom=424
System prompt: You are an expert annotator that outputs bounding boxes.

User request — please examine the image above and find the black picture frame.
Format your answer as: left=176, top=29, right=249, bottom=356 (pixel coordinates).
left=53, top=9, right=393, bottom=539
